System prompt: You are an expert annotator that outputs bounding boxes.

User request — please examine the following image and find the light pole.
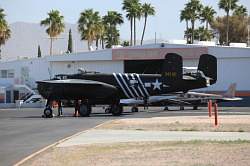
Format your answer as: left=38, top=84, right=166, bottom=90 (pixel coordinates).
left=248, top=12, right=250, bottom=47
left=154, top=32, right=157, bottom=44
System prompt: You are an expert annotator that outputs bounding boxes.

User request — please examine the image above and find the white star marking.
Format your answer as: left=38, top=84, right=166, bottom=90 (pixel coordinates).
left=152, top=79, right=162, bottom=90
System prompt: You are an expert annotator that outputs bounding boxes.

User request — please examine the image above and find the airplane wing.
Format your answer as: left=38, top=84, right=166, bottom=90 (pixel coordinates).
left=120, top=95, right=191, bottom=106
left=120, top=98, right=144, bottom=105
left=220, top=97, right=242, bottom=101
left=120, top=92, right=242, bottom=106
left=37, top=79, right=119, bottom=100
left=182, top=83, right=243, bottom=103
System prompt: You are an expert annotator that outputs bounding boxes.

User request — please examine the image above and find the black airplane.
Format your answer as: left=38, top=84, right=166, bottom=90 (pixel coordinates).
left=37, top=53, right=217, bottom=118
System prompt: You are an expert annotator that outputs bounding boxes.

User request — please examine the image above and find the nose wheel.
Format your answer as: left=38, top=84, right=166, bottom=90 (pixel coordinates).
left=43, top=99, right=53, bottom=118
left=43, top=107, right=53, bottom=118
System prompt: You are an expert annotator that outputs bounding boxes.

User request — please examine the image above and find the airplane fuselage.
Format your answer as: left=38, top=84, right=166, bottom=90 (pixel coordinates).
left=37, top=72, right=208, bottom=105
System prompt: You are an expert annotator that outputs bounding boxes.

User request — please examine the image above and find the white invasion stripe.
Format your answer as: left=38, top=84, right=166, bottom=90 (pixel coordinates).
left=119, top=73, right=135, bottom=98
left=125, top=74, right=139, bottom=98
left=131, top=74, right=145, bottom=97
left=136, top=74, right=150, bottom=97
left=113, top=73, right=130, bottom=98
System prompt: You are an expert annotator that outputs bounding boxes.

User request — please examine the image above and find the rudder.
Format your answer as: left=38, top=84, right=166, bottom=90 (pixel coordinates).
left=198, top=54, right=217, bottom=84
left=162, top=53, right=183, bottom=81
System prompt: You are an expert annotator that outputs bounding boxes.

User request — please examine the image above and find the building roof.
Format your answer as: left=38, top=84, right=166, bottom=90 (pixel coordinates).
left=0, top=43, right=250, bottom=64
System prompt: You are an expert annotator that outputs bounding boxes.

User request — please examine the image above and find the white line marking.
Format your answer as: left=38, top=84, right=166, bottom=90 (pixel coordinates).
left=125, top=74, right=139, bottom=98
left=131, top=73, right=145, bottom=97
left=119, top=73, right=135, bottom=98
left=113, top=73, right=130, bottom=98
left=136, top=74, right=150, bottom=97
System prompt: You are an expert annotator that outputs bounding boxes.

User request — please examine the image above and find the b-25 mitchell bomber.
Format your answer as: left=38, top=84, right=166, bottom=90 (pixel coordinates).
left=37, top=53, right=217, bottom=118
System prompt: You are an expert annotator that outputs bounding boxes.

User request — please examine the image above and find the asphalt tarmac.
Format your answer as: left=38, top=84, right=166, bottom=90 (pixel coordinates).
left=0, top=106, right=250, bottom=166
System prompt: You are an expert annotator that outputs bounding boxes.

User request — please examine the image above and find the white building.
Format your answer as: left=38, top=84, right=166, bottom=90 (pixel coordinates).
left=0, top=43, right=250, bottom=103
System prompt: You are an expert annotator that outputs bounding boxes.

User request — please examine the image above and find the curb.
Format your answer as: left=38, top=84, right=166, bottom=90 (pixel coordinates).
left=92, top=119, right=117, bottom=129
left=14, top=120, right=115, bottom=166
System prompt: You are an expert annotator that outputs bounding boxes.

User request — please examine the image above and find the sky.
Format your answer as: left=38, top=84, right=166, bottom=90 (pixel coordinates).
left=1, top=0, right=250, bottom=40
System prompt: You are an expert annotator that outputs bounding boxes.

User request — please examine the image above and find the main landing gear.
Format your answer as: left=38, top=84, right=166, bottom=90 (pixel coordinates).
left=193, top=105, right=198, bottom=110
left=131, top=106, right=139, bottom=112
left=43, top=99, right=123, bottom=118
left=180, top=106, right=185, bottom=110
left=110, top=104, right=123, bottom=116
left=78, top=104, right=92, bottom=117
left=104, top=105, right=123, bottom=116
left=77, top=99, right=122, bottom=116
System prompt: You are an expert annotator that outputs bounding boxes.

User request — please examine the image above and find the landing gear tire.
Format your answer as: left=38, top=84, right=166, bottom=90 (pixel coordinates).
left=105, top=107, right=111, bottom=113
left=193, top=106, right=198, bottom=110
left=43, top=107, right=53, bottom=118
left=164, top=106, right=169, bottom=111
left=79, top=104, right=92, bottom=117
left=111, top=104, right=123, bottom=116
left=180, top=106, right=185, bottom=110
left=131, top=106, right=139, bottom=112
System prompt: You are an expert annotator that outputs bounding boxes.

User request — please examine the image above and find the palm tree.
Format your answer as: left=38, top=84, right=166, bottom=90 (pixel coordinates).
left=105, top=28, right=120, bottom=48
left=200, top=6, right=216, bottom=30
left=133, top=2, right=142, bottom=46
left=194, top=26, right=214, bottom=41
left=219, top=0, right=239, bottom=45
left=98, top=21, right=106, bottom=49
left=78, top=9, right=101, bottom=50
left=103, top=11, right=124, bottom=47
left=103, top=11, right=124, bottom=27
left=0, top=8, right=11, bottom=59
left=94, top=21, right=105, bottom=49
left=186, top=0, right=203, bottom=44
left=180, top=7, right=191, bottom=43
left=40, top=10, right=65, bottom=55
left=140, top=3, right=155, bottom=45
left=233, top=5, right=248, bottom=17
left=122, top=0, right=141, bottom=46
left=122, top=1, right=133, bottom=46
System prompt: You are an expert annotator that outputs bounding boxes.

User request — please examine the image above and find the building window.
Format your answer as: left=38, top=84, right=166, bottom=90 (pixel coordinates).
left=7, top=70, right=15, bottom=78
left=0, top=70, right=7, bottom=78
left=0, top=70, right=15, bottom=78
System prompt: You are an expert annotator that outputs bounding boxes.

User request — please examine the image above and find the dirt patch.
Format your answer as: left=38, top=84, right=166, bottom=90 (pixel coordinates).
left=23, top=141, right=250, bottom=166
left=96, top=115, right=250, bottom=132
left=20, top=115, right=250, bottom=165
